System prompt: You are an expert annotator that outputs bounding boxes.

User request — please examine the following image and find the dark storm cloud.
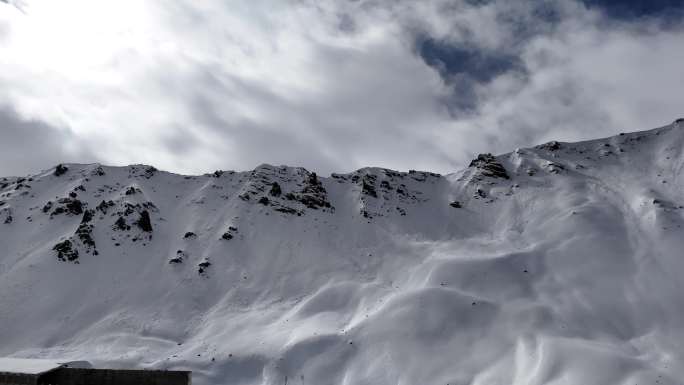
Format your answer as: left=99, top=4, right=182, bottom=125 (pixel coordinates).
left=0, top=107, right=97, bottom=176
left=415, top=36, right=525, bottom=112
left=417, top=38, right=523, bottom=84
left=580, top=0, right=684, bottom=19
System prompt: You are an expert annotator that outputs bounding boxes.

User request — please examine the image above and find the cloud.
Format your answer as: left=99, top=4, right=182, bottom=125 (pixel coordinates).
left=446, top=3, right=684, bottom=157
left=0, top=0, right=682, bottom=176
left=580, top=0, right=684, bottom=20
left=0, top=106, right=97, bottom=176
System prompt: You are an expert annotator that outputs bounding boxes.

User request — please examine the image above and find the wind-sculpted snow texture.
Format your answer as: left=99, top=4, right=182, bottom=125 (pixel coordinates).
left=2, top=121, right=684, bottom=385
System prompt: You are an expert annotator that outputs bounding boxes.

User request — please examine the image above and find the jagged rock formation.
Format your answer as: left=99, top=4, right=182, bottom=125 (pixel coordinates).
left=468, top=153, right=510, bottom=179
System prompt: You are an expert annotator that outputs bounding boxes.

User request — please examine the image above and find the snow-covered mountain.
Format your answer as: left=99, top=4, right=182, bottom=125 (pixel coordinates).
left=2, top=120, right=684, bottom=385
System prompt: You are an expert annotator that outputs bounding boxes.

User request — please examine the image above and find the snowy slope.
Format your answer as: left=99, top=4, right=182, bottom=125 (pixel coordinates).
left=1, top=119, right=684, bottom=385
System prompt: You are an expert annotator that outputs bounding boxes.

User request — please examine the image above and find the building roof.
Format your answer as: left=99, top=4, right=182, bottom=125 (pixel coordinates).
left=0, top=358, right=91, bottom=375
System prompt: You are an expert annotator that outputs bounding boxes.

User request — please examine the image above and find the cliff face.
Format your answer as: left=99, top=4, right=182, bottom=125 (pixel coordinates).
left=1, top=120, right=684, bottom=385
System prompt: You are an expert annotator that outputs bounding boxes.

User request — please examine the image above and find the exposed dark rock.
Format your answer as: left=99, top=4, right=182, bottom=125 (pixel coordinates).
left=469, top=153, right=509, bottom=179
left=135, top=210, right=153, bottom=232
left=114, top=216, right=130, bottom=231
left=539, top=141, right=561, bottom=151
left=66, top=199, right=83, bottom=215
left=53, top=239, right=79, bottom=262
left=450, top=201, right=462, bottom=208
left=123, top=203, right=138, bottom=216
left=258, top=196, right=270, bottom=205
left=298, top=194, right=331, bottom=209
left=183, top=232, right=197, bottom=239
left=91, top=166, right=106, bottom=176
left=96, top=200, right=115, bottom=214
left=125, top=186, right=140, bottom=195
left=54, top=164, right=69, bottom=176
left=143, top=166, right=157, bottom=179
left=361, top=175, right=378, bottom=198
left=76, top=222, right=96, bottom=249
left=169, top=250, right=185, bottom=264
left=308, top=172, right=319, bottom=185
left=142, top=201, right=158, bottom=211
left=212, top=170, right=224, bottom=178
left=42, top=201, right=53, bottom=213
left=221, top=226, right=238, bottom=240
left=269, top=182, right=282, bottom=197
left=198, top=259, right=211, bottom=274
left=273, top=172, right=333, bottom=212
left=275, top=206, right=301, bottom=215
left=4, top=214, right=12, bottom=224
left=283, top=172, right=333, bottom=210
left=74, top=185, right=86, bottom=192
left=69, top=191, right=78, bottom=198
left=51, top=198, right=84, bottom=217
left=81, top=209, right=94, bottom=224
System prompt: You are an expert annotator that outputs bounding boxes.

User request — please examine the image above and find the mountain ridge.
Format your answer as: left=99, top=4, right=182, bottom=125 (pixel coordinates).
left=1, top=119, right=684, bottom=385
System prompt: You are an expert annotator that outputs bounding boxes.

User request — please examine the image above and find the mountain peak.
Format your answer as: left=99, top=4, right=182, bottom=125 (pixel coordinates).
left=2, top=121, right=684, bottom=384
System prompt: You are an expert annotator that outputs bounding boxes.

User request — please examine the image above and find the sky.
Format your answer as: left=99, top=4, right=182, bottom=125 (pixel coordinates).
left=0, top=0, right=683, bottom=177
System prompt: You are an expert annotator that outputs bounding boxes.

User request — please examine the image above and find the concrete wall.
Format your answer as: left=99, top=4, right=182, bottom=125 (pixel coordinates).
left=38, top=368, right=190, bottom=385
left=0, top=373, right=37, bottom=385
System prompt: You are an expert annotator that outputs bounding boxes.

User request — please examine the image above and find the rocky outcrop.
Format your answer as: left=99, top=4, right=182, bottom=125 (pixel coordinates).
left=54, top=164, right=69, bottom=177
left=114, top=216, right=130, bottom=231
left=50, top=198, right=84, bottom=217
left=538, top=141, right=561, bottom=151
left=96, top=200, right=115, bottom=214
left=221, top=226, right=238, bottom=241
left=198, top=259, right=211, bottom=275
left=135, top=210, right=153, bottom=232
left=238, top=166, right=333, bottom=215
left=468, top=154, right=509, bottom=179
left=269, top=182, right=282, bottom=197
left=287, top=173, right=333, bottom=210
left=169, top=250, right=185, bottom=264
left=53, top=239, right=79, bottom=262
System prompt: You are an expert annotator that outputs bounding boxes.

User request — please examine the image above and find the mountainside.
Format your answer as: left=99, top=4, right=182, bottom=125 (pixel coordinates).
left=2, top=119, right=684, bottom=385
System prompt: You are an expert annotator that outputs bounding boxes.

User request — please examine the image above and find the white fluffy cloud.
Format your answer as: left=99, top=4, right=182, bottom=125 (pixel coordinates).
left=0, top=0, right=682, bottom=176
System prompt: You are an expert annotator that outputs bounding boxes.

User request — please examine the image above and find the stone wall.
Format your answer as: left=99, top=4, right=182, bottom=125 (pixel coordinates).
left=38, top=368, right=190, bottom=385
